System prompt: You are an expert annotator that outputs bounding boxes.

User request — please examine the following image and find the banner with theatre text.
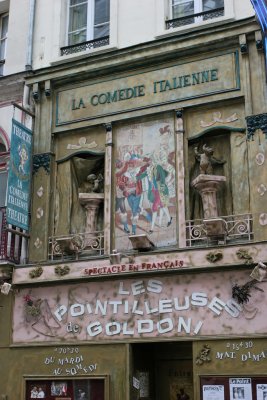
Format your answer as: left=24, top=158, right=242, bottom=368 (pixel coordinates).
left=6, top=119, right=33, bottom=231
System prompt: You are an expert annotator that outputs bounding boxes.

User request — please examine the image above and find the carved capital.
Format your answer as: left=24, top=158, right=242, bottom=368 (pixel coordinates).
left=175, top=109, right=183, bottom=119
left=33, top=153, right=52, bottom=174
left=175, top=109, right=184, bottom=134
left=246, top=113, right=267, bottom=140
left=104, top=123, right=112, bottom=132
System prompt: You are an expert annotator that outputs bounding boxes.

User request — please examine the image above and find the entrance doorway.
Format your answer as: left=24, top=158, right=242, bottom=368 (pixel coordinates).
left=131, top=342, right=193, bottom=400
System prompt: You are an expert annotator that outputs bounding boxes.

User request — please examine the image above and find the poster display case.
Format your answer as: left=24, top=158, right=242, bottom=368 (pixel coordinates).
left=201, top=376, right=267, bottom=400
left=25, top=377, right=109, bottom=400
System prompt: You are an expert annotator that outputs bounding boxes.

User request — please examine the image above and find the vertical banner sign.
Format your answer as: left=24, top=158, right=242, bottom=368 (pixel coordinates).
left=6, top=119, right=33, bottom=231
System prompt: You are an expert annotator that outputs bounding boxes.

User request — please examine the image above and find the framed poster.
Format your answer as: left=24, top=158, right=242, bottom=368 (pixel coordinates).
left=229, top=378, right=252, bottom=400
left=203, top=385, right=224, bottom=400
left=257, top=384, right=267, bottom=400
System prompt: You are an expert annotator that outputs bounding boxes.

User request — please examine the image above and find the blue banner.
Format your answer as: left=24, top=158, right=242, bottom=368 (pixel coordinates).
left=6, top=119, right=33, bottom=231
left=250, top=0, right=267, bottom=73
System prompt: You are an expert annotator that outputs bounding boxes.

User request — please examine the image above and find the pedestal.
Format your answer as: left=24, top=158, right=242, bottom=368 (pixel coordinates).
left=79, top=193, right=104, bottom=246
left=191, top=174, right=226, bottom=218
left=191, top=174, right=226, bottom=242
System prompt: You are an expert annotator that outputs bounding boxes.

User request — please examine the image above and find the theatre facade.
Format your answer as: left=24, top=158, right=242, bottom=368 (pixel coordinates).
left=2, top=13, right=267, bottom=400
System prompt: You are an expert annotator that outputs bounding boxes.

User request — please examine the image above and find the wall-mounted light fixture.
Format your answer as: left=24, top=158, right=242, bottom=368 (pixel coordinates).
left=128, top=234, right=155, bottom=251
left=0, top=282, right=12, bottom=295
left=109, top=249, right=135, bottom=265
left=250, top=261, right=267, bottom=281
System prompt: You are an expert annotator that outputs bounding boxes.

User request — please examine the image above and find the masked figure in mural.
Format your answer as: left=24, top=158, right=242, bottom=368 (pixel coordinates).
left=115, top=159, right=130, bottom=234
left=122, top=154, right=152, bottom=235
left=123, top=155, right=142, bottom=235
left=135, top=156, right=152, bottom=223
left=158, top=148, right=175, bottom=200
left=148, top=153, right=172, bottom=233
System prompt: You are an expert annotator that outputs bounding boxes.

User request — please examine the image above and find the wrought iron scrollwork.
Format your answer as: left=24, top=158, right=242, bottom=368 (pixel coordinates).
left=61, top=36, right=110, bottom=56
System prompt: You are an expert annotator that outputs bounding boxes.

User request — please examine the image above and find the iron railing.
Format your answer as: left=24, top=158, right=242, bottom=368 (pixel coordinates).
left=49, top=231, right=105, bottom=260
left=0, top=206, right=29, bottom=263
left=186, top=213, right=253, bottom=247
left=60, top=35, right=110, bottom=56
left=166, top=7, right=224, bottom=29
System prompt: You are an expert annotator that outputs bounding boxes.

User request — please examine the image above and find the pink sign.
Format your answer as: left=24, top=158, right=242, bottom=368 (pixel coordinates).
left=13, top=269, right=267, bottom=343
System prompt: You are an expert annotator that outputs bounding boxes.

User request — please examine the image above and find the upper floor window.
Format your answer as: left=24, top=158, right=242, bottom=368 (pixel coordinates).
left=0, top=13, right=8, bottom=75
left=62, top=0, right=110, bottom=55
left=167, top=0, right=224, bottom=29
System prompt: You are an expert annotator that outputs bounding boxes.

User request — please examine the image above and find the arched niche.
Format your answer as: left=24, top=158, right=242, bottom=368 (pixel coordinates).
left=54, top=150, right=105, bottom=236
left=187, top=127, right=240, bottom=221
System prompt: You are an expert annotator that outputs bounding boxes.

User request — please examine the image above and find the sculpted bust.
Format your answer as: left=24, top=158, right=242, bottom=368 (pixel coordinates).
left=194, top=144, right=225, bottom=175
left=79, top=173, right=104, bottom=193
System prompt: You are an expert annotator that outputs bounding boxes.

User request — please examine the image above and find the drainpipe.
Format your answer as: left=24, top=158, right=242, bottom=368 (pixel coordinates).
left=24, top=0, right=36, bottom=110
left=25, top=0, right=36, bottom=71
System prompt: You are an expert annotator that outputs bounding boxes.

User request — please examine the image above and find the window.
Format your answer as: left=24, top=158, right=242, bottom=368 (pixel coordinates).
left=167, top=0, right=224, bottom=28
left=0, top=13, right=8, bottom=75
left=68, top=0, right=110, bottom=46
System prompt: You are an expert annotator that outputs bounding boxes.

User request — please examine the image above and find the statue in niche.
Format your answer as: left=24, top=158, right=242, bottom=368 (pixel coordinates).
left=79, top=173, right=104, bottom=193
left=194, top=143, right=225, bottom=175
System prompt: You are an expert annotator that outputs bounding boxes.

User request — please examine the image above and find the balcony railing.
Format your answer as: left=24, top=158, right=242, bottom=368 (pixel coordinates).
left=49, top=231, right=104, bottom=260
left=60, top=35, right=110, bottom=56
left=0, top=206, right=29, bottom=264
left=166, top=7, right=224, bottom=29
left=186, top=213, right=253, bottom=247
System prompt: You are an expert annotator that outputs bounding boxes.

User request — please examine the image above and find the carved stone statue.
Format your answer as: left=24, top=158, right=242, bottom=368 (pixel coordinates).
left=79, top=173, right=104, bottom=193
left=194, top=144, right=225, bottom=175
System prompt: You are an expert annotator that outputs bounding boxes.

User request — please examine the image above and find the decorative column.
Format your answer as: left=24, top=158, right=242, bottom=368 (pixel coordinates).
left=79, top=194, right=104, bottom=246
left=104, top=123, right=113, bottom=254
left=191, top=175, right=226, bottom=219
left=191, top=161, right=226, bottom=240
left=175, top=110, right=186, bottom=248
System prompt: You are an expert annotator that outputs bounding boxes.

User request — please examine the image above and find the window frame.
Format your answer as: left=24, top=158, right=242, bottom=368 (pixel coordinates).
left=67, top=0, right=110, bottom=47
left=163, top=0, right=230, bottom=33
left=170, top=0, right=224, bottom=24
left=0, top=12, right=8, bottom=75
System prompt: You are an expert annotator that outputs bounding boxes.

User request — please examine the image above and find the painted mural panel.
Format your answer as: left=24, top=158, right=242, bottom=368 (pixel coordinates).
left=114, top=117, right=176, bottom=250
left=12, top=269, right=267, bottom=343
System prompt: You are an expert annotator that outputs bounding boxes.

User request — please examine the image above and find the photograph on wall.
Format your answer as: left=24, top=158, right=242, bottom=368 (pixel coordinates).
left=30, top=384, right=46, bottom=398
left=51, top=381, right=68, bottom=396
left=73, top=379, right=91, bottom=400
left=229, top=378, right=252, bottom=400
left=114, top=116, right=176, bottom=250
left=256, top=384, right=267, bottom=400
left=202, top=385, right=225, bottom=400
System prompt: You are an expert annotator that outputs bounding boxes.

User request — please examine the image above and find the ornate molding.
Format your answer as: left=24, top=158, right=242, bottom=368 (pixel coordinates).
left=195, top=344, right=211, bottom=365
left=200, top=111, right=238, bottom=128
left=246, top=113, right=267, bottom=140
left=33, top=153, right=52, bottom=174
